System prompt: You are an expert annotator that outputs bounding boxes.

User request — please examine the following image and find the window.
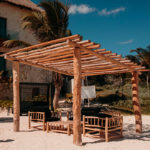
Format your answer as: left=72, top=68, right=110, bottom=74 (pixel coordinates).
left=0, top=17, right=7, bottom=38
left=0, top=52, right=6, bottom=71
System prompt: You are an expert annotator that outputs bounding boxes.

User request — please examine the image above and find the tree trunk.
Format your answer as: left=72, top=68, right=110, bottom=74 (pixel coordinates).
left=53, top=85, right=61, bottom=110
left=52, top=72, right=63, bottom=110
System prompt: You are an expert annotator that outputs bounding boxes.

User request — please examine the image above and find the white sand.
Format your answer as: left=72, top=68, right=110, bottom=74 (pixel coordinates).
left=0, top=112, right=150, bottom=150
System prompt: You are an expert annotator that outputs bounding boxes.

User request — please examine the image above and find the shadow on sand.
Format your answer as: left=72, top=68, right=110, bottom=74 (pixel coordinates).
left=83, top=123, right=150, bottom=146
left=123, top=123, right=150, bottom=141
left=0, top=139, right=14, bottom=143
left=0, top=117, right=13, bottom=123
left=20, top=129, right=38, bottom=132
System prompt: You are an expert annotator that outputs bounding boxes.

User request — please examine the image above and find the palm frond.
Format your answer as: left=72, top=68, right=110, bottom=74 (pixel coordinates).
left=22, top=11, right=52, bottom=42
left=21, top=0, right=70, bottom=42
left=130, top=46, right=150, bottom=69
left=3, top=40, right=31, bottom=48
left=126, top=55, right=140, bottom=65
left=40, top=0, right=69, bottom=38
left=65, top=29, right=72, bottom=36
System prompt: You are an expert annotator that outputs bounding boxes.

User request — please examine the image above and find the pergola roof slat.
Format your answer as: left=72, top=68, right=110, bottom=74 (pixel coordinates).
left=2, top=34, right=147, bottom=76
left=67, top=40, right=137, bottom=72
left=34, top=50, right=111, bottom=64
left=10, top=37, right=84, bottom=58
left=3, top=34, right=81, bottom=56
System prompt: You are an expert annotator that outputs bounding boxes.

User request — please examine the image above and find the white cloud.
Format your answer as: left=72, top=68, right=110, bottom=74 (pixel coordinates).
left=98, top=7, right=126, bottom=16
left=68, top=4, right=96, bottom=14
left=119, top=39, right=133, bottom=45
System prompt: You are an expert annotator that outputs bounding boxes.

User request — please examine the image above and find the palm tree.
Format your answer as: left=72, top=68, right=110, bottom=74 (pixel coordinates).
left=3, top=0, right=71, bottom=110
left=126, top=55, right=140, bottom=65
left=129, top=46, right=150, bottom=96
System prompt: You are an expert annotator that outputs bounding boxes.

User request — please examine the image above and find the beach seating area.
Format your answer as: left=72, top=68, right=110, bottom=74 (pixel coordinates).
left=27, top=109, right=123, bottom=142
left=1, top=111, right=150, bottom=150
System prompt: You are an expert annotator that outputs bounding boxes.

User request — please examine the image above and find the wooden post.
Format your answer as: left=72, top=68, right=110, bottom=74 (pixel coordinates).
left=105, top=117, right=108, bottom=142
left=73, top=48, right=82, bottom=146
left=28, top=112, right=31, bottom=129
left=43, top=113, right=45, bottom=131
left=13, top=61, right=20, bottom=132
left=83, top=115, right=85, bottom=136
left=131, top=71, right=142, bottom=133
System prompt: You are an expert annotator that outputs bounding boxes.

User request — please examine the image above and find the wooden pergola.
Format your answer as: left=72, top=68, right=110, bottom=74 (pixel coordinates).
left=2, top=34, right=148, bottom=146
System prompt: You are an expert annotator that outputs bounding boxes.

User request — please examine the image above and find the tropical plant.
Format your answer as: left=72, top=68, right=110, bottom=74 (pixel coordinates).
left=129, top=46, right=150, bottom=95
left=3, top=0, right=71, bottom=110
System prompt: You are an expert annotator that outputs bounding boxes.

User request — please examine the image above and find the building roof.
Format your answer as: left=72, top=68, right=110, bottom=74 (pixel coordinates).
left=1, top=0, right=43, bottom=11
left=1, top=34, right=148, bottom=76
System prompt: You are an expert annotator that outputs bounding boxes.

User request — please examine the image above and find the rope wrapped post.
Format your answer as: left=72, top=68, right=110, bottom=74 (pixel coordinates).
left=73, top=47, right=82, bottom=146
left=13, top=61, right=20, bottom=132
left=132, top=71, right=142, bottom=133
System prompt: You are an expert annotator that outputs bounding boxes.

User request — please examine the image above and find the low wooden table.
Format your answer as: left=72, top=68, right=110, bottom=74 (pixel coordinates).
left=46, top=121, right=73, bottom=136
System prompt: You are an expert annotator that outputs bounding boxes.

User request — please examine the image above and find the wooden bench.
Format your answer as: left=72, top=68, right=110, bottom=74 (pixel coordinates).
left=28, top=111, right=61, bottom=131
left=83, top=115, right=123, bottom=142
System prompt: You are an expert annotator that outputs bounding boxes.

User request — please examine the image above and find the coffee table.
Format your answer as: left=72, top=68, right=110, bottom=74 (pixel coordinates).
left=46, top=121, right=73, bottom=136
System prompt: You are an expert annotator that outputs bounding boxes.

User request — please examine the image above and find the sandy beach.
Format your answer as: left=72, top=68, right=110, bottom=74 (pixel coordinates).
left=0, top=112, right=150, bottom=150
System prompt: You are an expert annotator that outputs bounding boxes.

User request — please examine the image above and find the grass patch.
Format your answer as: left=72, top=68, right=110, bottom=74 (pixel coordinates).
left=92, top=83, right=150, bottom=115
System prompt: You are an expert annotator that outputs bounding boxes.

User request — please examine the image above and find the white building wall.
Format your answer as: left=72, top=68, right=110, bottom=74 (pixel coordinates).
left=0, top=2, right=52, bottom=83
left=0, top=2, right=37, bottom=44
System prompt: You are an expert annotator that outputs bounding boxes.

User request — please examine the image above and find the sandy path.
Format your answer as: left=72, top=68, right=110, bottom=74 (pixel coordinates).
left=0, top=112, right=150, bottom=150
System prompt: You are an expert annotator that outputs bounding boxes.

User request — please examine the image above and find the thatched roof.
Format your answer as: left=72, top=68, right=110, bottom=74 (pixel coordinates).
left=1, top=0, right=43, bottom=11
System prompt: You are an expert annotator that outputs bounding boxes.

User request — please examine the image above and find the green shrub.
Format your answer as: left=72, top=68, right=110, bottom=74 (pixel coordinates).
left=0, top=100, right=13, bottom=108
left=94, top=82, right=150, bottom=114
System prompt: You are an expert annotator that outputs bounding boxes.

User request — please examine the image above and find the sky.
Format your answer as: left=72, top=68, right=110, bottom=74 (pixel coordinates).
left=31, top=0, right=150, bottom=56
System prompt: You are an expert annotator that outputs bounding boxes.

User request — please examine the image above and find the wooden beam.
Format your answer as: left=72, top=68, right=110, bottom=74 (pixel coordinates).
left=5, top=56, right=73, bottom=76
left=5, top=34, right=81, bottom=56
left=11, top=41, right=68, bottom=57
left=42, top=52, right=119, bottom=66
left=35, top=50, right=110, bottom=64
left=11, top=38, right=82, bottom=57
left=35, top=47, right=101, bottom=63
left=131, top=71, right=142, bottom=133
left=20, top=46, right=74, bottom=61
left=73, top=48, right=82, bottom=146
left=82, top=69, right=130, bottom=76
left=15, top=45, right=72, bottom=59
left=36, top=49, right=106, bottom=64
left=67, top=40, right=136, bottom=71
left=12, top=39, right=90, bottom=59
left=13, top=61, right=20, bottom=132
